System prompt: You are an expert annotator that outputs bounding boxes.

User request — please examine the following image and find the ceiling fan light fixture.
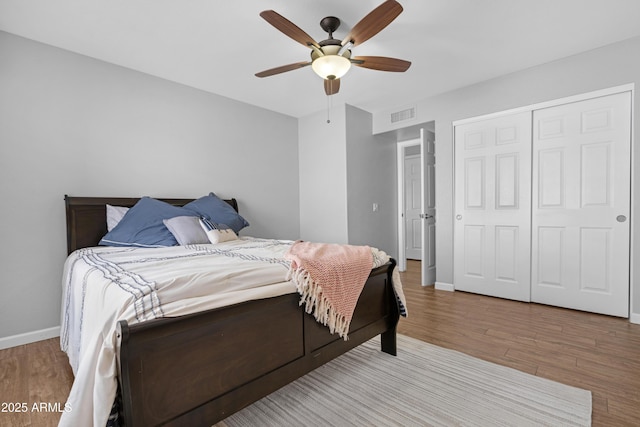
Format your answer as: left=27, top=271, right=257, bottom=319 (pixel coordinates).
left=311, top=54, right=351, bottom=80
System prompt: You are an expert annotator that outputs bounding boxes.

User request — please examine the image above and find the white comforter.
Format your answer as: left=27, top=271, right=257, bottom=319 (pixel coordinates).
left=59, top=237, right=297, bottom=427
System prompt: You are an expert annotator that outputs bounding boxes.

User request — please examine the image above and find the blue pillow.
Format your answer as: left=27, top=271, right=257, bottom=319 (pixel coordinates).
left=99, top=197, right=197, bottom=247
left=184, top=193, right=249, bottom=234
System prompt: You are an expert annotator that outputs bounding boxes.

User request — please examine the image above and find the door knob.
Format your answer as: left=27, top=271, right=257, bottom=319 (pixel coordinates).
left=616, top=215, right=627, bottom=223
left=456, top=215, right=462, bottom=220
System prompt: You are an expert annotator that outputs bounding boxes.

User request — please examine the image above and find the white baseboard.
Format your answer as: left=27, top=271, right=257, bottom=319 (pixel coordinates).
left=435, top=282, right=454, bottom=292
left=0, top=326, right=60, bottom=350
left=630, top=312, right=640, bottom=325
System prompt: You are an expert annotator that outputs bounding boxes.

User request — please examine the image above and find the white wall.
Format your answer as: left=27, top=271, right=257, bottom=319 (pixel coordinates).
left=298, top=105, right=349, bottom=243
left=0, top=31, right=300, bottom=342
left=372, top=35, right=640, bottom=318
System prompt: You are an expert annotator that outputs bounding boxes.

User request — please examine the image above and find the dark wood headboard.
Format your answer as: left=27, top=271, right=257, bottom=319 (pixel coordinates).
left=64, top=195, right=239, bottom=255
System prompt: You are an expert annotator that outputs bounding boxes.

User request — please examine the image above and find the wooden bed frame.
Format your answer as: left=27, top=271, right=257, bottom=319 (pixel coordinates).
left=64, top=195, right=400, bottom=427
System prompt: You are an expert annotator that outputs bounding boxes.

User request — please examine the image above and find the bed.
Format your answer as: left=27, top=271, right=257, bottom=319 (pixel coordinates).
left=61, top=195, right=401, bottom=427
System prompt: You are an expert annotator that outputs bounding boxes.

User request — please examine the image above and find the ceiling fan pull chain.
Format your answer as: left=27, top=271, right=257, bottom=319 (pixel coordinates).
left=326, top=90, right=332, bottom=124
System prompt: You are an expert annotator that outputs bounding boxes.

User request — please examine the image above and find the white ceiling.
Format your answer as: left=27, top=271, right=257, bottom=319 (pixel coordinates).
left=2, top=0, right=640, bottom=118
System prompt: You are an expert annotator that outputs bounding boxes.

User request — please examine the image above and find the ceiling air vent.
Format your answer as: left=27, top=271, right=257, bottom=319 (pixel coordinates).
left=390, top=107, right=416, bottom=123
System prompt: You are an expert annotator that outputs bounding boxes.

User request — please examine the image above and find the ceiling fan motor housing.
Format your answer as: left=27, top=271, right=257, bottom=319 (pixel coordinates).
left=310, top=44, right=351, bottom=61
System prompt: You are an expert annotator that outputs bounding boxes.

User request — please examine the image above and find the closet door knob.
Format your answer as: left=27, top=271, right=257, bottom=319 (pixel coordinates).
left=616, top=215, right=627, bottom=223
left=456, top=215, right=462, bottom=220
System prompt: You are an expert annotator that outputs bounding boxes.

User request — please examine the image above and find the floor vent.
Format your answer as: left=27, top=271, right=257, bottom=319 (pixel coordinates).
left=391, top=107, right=416, bottom=123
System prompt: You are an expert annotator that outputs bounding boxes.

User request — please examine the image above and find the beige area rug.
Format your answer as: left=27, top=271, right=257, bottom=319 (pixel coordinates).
left=216, top=334, right=591, bottom=427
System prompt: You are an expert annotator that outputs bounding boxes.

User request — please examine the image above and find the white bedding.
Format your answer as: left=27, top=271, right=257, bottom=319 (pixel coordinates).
left=59, top=237, right=297, bottom=427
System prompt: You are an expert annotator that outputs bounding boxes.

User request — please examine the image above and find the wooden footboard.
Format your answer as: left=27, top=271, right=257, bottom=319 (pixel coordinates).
left=117, top=260, right=399, bottom=427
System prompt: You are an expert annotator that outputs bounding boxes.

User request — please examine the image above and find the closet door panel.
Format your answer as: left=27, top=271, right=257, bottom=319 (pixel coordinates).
left=538, top=149, right=565, bottom=208
left=454, top=112, right=532, bottom=301
left=536, top=226, right=565, bottom=287
left=531, top=91, right=631, bottom=317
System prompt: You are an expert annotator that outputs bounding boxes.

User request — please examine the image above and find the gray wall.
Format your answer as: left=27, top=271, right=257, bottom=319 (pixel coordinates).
left=373, top=35, right=640, bottom=318
left=0, top=31, right=300, bottom=340
left=298, top=105, right=349, bottom=244
left=345, top=105, right=397, bottom=257
left=298, top=104, right=397, bottom=257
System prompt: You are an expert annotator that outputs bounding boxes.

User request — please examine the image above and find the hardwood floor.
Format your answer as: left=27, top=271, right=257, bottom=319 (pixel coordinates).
left=1, top=260, right=639, bottom=426
left=0, top=337, right=72, bottom=426
left=398, top=260, right=640, bottom=426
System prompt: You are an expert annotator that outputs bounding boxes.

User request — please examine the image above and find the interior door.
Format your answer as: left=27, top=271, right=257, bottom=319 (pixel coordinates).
left=423, top=132, right=436, bottom=285
left=404, top=155, right=422, bottom=260
left=531, top=91, right=631, bottom=317
left=397, top=129, right=436, bottom=285
left=454, top=111, right=532, bottom=301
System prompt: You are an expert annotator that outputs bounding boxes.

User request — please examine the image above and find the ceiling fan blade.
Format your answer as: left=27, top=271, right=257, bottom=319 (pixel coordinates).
left=260, top=10, right=320, bottom=49
left=324, top=78, right=341, bottom=95
left=342, top=0, right=403, bottom=47
left=351, top=56, right=411, bottom=72
left=255, top=61, right=311, bottom=78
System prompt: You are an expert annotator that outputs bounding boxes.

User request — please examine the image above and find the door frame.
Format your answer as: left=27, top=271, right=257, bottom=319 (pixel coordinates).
left=397, top=134, right=425, bottom=279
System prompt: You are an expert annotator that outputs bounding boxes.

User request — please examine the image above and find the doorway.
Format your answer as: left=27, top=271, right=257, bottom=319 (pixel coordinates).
left=397, top=128, right=436, bottom=285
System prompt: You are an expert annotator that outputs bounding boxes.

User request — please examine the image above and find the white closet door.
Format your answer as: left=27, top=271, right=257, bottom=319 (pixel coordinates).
left=531, top=92, right=631, bottom=317
left=454, top=112, right=532, bottom=301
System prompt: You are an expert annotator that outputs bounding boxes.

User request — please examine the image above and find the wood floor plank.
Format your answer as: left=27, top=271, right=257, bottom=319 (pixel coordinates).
left=27, top=339, right=72, bottom=427
left=0, top=345, right=32, bottom=427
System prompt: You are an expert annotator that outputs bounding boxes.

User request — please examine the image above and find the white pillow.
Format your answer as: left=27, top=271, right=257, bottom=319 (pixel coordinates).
left=199, top=217, right=238, bottom=244
left=106, top=204, right=129, bottom=232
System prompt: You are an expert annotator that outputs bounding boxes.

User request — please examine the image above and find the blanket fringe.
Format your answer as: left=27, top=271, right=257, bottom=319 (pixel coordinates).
left=287, top=267, right=351, bottom=340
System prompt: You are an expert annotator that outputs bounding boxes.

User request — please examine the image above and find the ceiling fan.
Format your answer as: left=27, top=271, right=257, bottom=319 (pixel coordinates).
left=255, top=0, right=411, bottom=96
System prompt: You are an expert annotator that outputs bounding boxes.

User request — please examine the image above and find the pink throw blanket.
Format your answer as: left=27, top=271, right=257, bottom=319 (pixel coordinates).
left=285, top=241, right=373, bottom=340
